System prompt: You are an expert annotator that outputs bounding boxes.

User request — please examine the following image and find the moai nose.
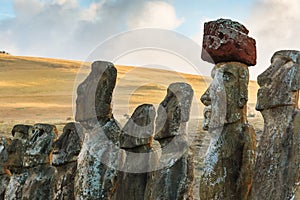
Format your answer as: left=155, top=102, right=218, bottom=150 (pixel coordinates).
left=201, top=86, right=211, bottom=106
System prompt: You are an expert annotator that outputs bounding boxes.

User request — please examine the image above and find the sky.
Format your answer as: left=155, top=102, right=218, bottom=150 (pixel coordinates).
left=0, top=0, right=299, bottom=79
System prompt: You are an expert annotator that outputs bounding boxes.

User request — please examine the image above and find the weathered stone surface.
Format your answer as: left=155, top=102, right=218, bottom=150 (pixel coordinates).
left=201, top=18, right=256, bottom=66
left=75, top=119, right=122, bottom=200
left=11, top=124, right=33, bottom=139
left=113, top=104, right=158, bottom=200
left=53, top=162, right=77, bottom=200
left=145, top=136, right=194, bottom=200
left=75, top=60, right=122, bottom=199
left=52, top=122, right=83, bottom=200
left=0, top=137, right=10, bottom=199
left=250, top=50, right=300, bottom=200
left=24, top=123, right=57, bottom=167
left=200, top=62, right=256, bottom=200
left=5, top=165, right=56, bottom=200
left=155, top=82, right=193, bottom=140
left=5, top=124, right=57, bottom=200
left=52, top=122, right=84, bottom=165
left=202, top=106, right=211, bottom=131
left=256, top=50, right=300, bottom=111
left=75, top=61, right=117, bottom=129
left=120, top=104, right=155, bottom=148
left=145, top=82, right=194, bottom=200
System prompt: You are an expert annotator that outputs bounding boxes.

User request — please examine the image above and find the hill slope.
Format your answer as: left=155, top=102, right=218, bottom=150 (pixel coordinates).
left=0, top=54, right=259, bottom=135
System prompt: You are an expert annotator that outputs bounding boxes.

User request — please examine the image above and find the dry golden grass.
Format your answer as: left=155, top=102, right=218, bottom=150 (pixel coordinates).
left=0, top=54, right=261, bottom=136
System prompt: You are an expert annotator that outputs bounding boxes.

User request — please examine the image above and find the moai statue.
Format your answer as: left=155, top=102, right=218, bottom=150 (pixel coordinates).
left=75, top=61, right=122, bottom=200
left=144, top=82, right=194, bottom=200
left=5, top=123, right=57, bottom=200
left=112, top=104, right=158, bottom=200
left=199, top=19, right=256, bottom=200
left=249, top=50, right=300, bottom=200
left=52, top=122, right=84, bottom=200
left=0, top=137, right=10, bottom=199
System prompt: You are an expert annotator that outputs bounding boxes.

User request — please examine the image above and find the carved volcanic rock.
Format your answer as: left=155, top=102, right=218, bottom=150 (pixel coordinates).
left=5, top=165, right=56, bottom=200
left=120, top=104, right=155, bottom=148
left=53, top=162, right=77, bottom=200
left=145, top=82, right=194, bottom=200
left=200, top=62, right=256, bottom=199
left=250, top=50, right=300, bottom=200
left=201, top=18, right=256, bottom=66
left=52, top=122, right=84, bottom=165
left=75, top=61, right=121, bottom=199
left=155, top=82, right=194, bottom=140
left=52, top=122, right=84, bottom=200
left=5, top=124, right=57, bottom=200
left=75, top=119, right=122, bottom=200
left=24, top=123, right=57, bottom=167
left=0, top=137, right=10, bottom=199
left=113, top=104, right=158, bottom=200
left=75, top=61, right=117, bottom=129
left=256, top=50, right=300, bottom=110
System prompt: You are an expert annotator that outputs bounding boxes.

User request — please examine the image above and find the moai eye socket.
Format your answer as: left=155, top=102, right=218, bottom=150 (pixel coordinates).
left=223, top=71, right=235, bottom=82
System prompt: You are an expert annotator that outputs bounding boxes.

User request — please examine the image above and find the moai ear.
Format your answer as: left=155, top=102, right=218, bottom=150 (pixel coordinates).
left=238, top=67, right=249, bottom=108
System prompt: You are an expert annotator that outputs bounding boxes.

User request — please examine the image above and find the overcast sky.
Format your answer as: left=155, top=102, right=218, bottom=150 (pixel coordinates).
left=0, top=0, right=299, bottom=79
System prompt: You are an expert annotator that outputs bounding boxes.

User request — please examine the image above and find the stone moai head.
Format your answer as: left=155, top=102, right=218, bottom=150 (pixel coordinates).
left=23, top=123, right=57, bottom=167
left=120, top=104, right=156, bottom=149
left=154, top=82, right=194, bottom=140
left=52, top=122, right=84, bottom=165
left=201, top=62, right=249, bottom=128
left=75, top=61, right=117, bottom=129
left=256, top=50, right=300, bottom=111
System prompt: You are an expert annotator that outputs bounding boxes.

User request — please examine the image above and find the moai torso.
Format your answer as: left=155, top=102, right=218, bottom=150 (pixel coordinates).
left=52, top=122, right=84, bottom=200
left=113, top=104, right=158, bottom=200
left=250, top=50, right=300, bottom=200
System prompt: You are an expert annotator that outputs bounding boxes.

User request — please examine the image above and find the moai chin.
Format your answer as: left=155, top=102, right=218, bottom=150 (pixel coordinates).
left=199, top=18, right=256, bottom=200
left=250, top=50, right=300, bottom=200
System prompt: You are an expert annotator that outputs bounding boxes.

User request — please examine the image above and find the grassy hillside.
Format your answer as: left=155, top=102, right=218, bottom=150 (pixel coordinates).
left=0, top=54, right=260, bottom=135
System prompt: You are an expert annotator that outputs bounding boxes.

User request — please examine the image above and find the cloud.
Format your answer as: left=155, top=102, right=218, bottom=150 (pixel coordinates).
left=127, top=1, right=184, bottom=29
left=246, top=0, right=300, bottom=78
left=0, top=0, right=182, bottom=61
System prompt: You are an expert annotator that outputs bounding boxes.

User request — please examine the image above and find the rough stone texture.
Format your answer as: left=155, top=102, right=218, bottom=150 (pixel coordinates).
left=155, top=82, right=194, bottom=140
left=145, top=82, right=194, bottom=200
left=75, top=61, right=117, bottom=129
left=5, top=165, right=56, bottom=200
left=201, top=18, right=256, bottom=66
left=5, top=124, right=57, bottom=200
left=120, top=104, right=155, bottom=148
left=75, top=119, right=122, bottom=200
left=0, top=137, right=10, bottom=199
left=52, top=122, right=84, bottom=165
left=250, top=50, right=300, bottom=200
left=202, top=106, right=211, bottom=131
left=52, top=122, right=84, bottom=200
left=75, top=60, right=121, bottom=200
left=200, top=62, right=256, bottom=200
left=113, top=104, right=158, bottom=200
left=24, top=123, right=57, bottom=167
left=11, top=124, right=33, bottom=139
left=53, top=162, right=77, bottom=200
